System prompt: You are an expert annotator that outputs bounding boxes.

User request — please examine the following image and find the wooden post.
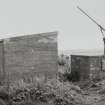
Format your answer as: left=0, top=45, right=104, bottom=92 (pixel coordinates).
left=0, top=40, right=5, bottom=83
left=2, top=40, right=5, bottom=81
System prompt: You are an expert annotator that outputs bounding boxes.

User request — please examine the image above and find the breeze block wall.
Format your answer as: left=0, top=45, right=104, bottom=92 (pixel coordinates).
left=89, top=56, right=102, bottom=80
left=71, top=55, right=102, bottom=81
left=71, top=55, right=90, bottom=81
left=3, top=32, right=58, bottom=82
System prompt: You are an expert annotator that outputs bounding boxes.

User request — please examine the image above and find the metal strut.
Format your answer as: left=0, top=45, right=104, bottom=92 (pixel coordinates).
left=77, top=6, right=105, bottom=37
left=77, top=6, right=105, bottom=55
left=100, top=26, right=105, bottom=37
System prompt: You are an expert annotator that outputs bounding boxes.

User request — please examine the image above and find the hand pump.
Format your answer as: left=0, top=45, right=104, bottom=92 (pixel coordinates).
left=77, top=6, right=105, bottom=55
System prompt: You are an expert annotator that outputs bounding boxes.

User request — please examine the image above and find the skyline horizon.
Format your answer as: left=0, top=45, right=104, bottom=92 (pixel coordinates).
left=0, top=0, right=104, bottom=50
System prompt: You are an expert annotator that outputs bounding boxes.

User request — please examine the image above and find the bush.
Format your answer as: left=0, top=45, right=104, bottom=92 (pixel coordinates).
left=58, top=71, right=80, bottom=82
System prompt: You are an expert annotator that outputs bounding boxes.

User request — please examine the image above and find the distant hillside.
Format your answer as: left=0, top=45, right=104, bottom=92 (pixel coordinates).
left=59, top=49, right=104, bottom=56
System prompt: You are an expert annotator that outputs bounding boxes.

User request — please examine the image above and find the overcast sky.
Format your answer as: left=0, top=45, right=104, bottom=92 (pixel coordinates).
left=0, top=0, right=105, bottom=51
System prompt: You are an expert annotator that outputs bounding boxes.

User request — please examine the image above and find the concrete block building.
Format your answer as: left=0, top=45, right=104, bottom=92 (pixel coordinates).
left=71, top=55, right=102, bottom=81
left=0, top=32, right=58, bottom=82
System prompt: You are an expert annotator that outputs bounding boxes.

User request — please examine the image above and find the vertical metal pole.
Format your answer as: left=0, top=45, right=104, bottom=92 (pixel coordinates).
left=103, top=38, right=105, bottom=55
left=101, top=38, right=105, bottom=71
